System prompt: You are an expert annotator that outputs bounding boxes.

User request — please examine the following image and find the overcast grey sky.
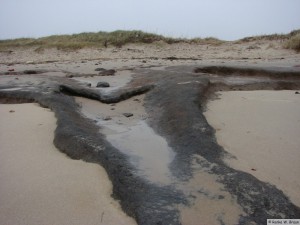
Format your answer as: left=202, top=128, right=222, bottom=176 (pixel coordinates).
left=0, top=0, right=300, bottom=40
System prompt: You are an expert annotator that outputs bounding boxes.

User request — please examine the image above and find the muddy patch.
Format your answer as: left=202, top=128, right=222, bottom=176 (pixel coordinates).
left=75, top=96, right=175, bottom=185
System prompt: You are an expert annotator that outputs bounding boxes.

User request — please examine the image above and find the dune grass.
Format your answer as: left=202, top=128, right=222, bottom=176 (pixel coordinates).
left=235, top=29, right=300, bottom=43
left=0, top=30, right=225, bottom=51
left=0, top=30, right=180, bottom=51
left=0, top=29, right=299, bottom=52
left=284, top=33, right=300, bottom=52
left=231, top=29, right=300, bottom=52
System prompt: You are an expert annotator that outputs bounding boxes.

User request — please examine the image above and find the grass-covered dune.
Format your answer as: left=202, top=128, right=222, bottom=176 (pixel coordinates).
left=0, top=30, right=225, bottom=51
left=0, top=29, right=299, bottom=52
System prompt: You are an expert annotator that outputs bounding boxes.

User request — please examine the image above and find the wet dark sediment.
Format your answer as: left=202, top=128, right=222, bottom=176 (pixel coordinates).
left=1, top=65, right=300, bottom=224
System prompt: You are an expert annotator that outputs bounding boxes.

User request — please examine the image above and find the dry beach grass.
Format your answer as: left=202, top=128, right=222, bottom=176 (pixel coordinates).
left=0, top=29, right=299, bottom=52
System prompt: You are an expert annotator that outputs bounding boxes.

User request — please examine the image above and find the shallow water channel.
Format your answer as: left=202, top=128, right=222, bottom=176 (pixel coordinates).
left=75, top=96, right=175, bottom=185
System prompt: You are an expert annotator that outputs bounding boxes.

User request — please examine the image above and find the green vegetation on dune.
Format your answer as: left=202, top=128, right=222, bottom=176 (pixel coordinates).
left=284, top=33, right=300, bottom=52
left=235, top=29, right=300, bottom=52
left=236, top=29, right=300, bottom=42
left=0, top=30, right=224, bottom=51
left=0, top=29, right=299, bottom=52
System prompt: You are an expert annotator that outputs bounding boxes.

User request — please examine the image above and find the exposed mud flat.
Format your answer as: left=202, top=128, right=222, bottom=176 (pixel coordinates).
left=204, top=90, right=300, bottom=207
left=76, top=94, right=246, bottom=225
left=75, top=96, right=175, bottom=185
left=1, top=59, right=300, bottom=225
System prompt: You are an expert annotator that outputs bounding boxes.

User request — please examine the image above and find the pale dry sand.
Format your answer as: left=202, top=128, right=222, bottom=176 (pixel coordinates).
left=204, top=90, right=300, bottom=207
left=1, top=39, right=300, bottom=73
left=0, top=103, right=136, bottom=225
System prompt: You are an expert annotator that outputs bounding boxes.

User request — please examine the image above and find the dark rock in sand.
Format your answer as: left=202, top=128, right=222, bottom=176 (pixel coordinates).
left=99, top=69, right=116, bottom=76
left=24, top=70, right=38, bottom=74
left=96, top=82, right=110, bottom=88
left=123, top=113, right=133, bottom=118
left=295, top=91, right=300, bottom=94
left=95, top=68, right=106, bottom=72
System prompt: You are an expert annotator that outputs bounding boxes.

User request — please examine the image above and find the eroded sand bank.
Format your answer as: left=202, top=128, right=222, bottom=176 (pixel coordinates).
left=204, top=90, right=300, bottom=207
left=0, top=103, right=136, bottom=225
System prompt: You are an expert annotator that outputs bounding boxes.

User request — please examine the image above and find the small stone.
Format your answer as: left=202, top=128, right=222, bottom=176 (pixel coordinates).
left=123, top=113, right=133, bottom=118
left=96, top=82, right=110, bottom=88
left=111, top=108, right=115, bottom=110
left=103, top=116, right=112, bottom=121
left=218, top=195, right=225, bottom=200
left=142, top=60, right=147, bottom=63
left=24, top=70, right=37, bottom=74
left=95, top=68, right=106, bottom=71
left=295, top=91, right=299, bottom=94
left=9, top=110, right=15, bottom=113
left=86, top=83, right=92, bottom=87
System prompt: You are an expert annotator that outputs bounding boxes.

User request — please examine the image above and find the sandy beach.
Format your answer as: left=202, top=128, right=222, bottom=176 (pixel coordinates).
left=0, top=103, right=136, bottom=225
left=1, top=34, right=300, bottom=224
left=204, top=90, right=300, bottom=207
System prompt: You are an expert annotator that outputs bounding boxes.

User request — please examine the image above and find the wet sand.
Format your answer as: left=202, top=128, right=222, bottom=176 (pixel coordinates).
left=76, top=96, right=246, bottom=224
left=177, top=155, right=245, bottom=225
left=204, top=90, right=300, bottom=207
left=0, top=103, right=136, bottom=225
left=71, top=70, right=133, bottom=91
left=76, top=96, right=175, bottom=185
